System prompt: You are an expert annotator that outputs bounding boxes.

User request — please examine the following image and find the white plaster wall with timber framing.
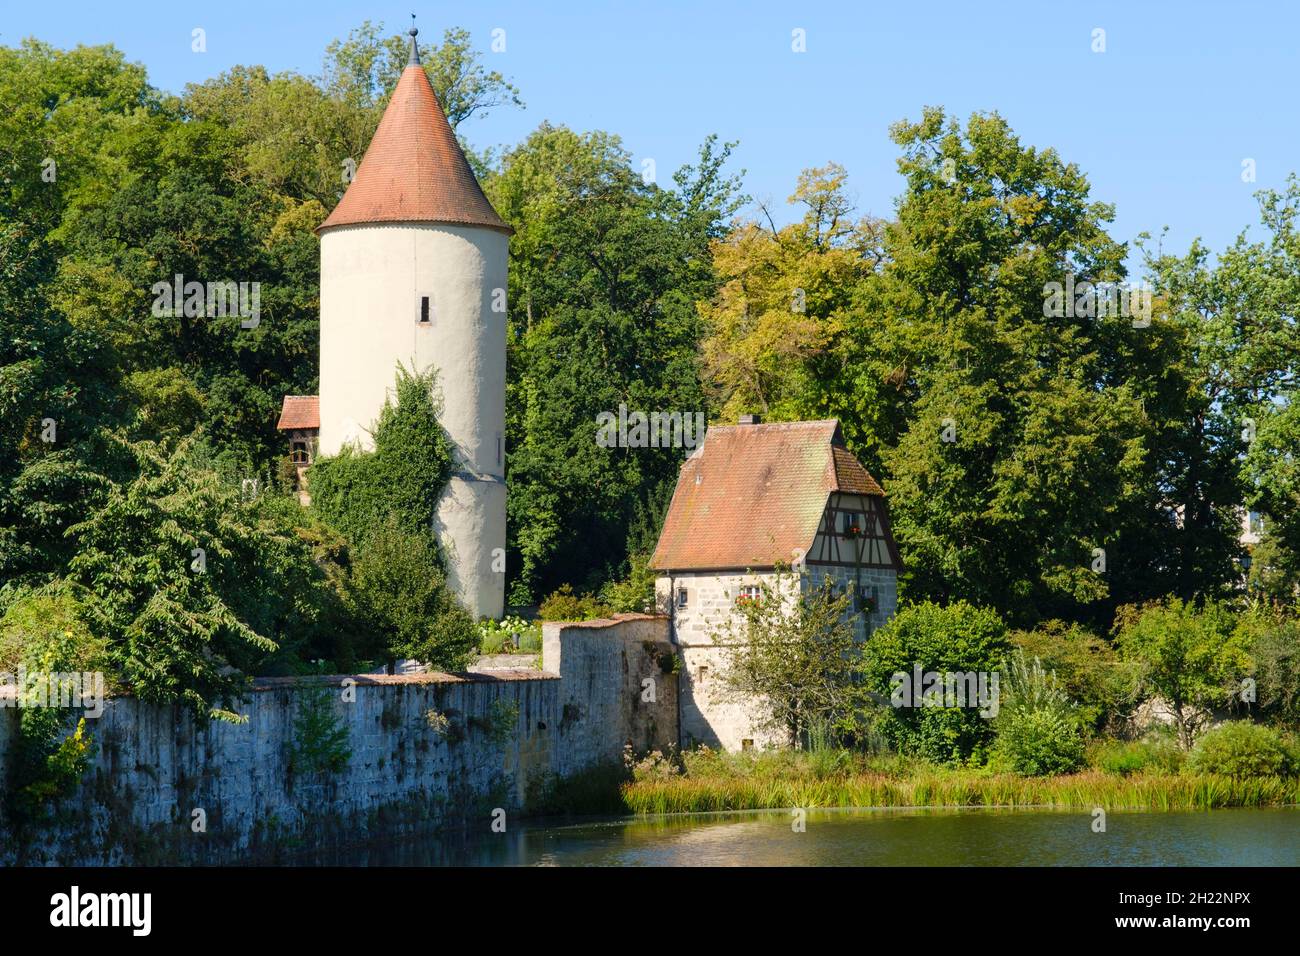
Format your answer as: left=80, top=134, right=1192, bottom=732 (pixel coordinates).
left=804, top=489, right=901, bottom=640
left=318, top=221, right=507, bottom=618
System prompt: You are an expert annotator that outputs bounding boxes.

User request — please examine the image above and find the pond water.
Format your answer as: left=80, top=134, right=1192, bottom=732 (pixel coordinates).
left=295, top=807, right=1300, bottom=866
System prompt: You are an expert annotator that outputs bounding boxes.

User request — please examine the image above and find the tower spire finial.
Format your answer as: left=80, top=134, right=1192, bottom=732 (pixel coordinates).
left=408, top=15, right=420, bottom=66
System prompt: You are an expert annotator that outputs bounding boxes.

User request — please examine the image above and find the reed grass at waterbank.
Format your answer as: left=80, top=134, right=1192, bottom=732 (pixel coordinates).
left=615, top=750, right=1300, bottom=814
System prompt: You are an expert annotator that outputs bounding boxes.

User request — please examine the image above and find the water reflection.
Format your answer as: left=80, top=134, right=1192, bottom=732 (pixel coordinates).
left=284, top=807, right=1300, bottom=867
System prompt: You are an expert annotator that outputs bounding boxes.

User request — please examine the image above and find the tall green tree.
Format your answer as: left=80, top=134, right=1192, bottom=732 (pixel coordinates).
left=701, top=162, right=886, bottom=424
left=1115, top=599, right=1252, bottom=749
left=829, top=109, right=1188, bottom=624
left=487, top=125, right=743, bottom=601
left=1223, top=176, right=1300, bottom=598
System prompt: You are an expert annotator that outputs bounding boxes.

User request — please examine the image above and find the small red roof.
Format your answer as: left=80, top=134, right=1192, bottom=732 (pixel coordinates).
left=318, top=64, right=511, bottom=234
left=650, top=419, right=888, bottom=572
left=277, top=395, right=319, bottom=431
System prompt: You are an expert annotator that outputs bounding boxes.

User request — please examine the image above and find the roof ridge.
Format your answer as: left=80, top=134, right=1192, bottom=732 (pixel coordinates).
left=709, top=418, right=840, bottom=430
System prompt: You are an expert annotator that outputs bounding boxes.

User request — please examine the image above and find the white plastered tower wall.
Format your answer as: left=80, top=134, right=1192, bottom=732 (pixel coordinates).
left=318, top=221, right=507, bottom=619
left=311, top=30, right=510, bottom=622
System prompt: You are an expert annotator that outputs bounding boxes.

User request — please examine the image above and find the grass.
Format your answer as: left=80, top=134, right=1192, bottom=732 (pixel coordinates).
left=616, top=748, right=1300, bottom=815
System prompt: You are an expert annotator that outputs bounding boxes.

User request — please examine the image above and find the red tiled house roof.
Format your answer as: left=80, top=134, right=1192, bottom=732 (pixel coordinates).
left=650, top=419, right=889, bottom=572
left=276, top=395, right=320, bottom=431
left=318, top=61, right=512, bottom=235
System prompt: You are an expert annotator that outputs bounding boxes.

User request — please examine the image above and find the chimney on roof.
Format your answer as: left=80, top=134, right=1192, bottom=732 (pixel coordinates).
left=738, top=413, right=762, bottom=425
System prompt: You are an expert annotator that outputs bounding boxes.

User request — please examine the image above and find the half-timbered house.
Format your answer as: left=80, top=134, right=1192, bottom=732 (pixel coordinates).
left=651, top=416, right=901, bottom=749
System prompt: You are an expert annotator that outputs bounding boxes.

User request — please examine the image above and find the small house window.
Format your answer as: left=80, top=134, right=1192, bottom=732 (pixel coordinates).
left=418, top=295, right=432, bottom=325
left=736, top=585, right=761, bottom=605
left=697, top=665, right=708, bottom=683
left=676, top=587, right=688, bottom=608
left=841, top=512, right=861, bottom=536
left=741, top=739, right=754, bottom=751
left=290, top=440, right=309, bottom=465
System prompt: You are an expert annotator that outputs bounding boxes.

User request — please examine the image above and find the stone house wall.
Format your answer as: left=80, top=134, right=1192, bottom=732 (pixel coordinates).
left=655, top=566, right=898, bottom=750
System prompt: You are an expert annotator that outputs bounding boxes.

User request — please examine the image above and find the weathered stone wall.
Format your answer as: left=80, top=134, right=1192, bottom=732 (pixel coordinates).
left=654, top=571, right=793, bottom=750
left=0, top=618, right=675, bottom=865
left=541, top=613, right=679, bottom=774
left=655, top=567, right=898, bottom=750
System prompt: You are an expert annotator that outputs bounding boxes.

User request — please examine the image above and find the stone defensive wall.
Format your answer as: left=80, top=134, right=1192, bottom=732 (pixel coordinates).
left=0, top=614, right=676, bottom=864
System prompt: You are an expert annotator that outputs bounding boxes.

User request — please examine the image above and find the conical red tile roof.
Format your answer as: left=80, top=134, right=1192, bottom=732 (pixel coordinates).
left=318, top=64, right=511, bottom=234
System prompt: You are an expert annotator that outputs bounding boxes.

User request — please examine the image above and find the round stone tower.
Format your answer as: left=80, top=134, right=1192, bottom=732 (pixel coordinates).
left=317, top=27, right=509, bottom=620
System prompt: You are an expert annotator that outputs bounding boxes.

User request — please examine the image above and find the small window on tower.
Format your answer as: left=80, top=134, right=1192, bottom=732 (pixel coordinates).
left=496, top=432, right=503, bottom=466
left=418, top=295, right=432, bottom=325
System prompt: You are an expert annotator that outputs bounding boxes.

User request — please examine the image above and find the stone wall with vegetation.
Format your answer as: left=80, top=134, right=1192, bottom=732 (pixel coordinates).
left=542, top=613, right=679, bottom=775
left=0, top=618, right=677, bottom=865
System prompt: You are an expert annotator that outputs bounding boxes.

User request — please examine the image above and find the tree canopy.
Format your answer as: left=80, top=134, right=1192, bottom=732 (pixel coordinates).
left=1, top=24, right=1297, bottom=714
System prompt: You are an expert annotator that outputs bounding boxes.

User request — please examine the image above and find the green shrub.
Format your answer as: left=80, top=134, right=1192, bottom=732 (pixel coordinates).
left=1089, top=736, right=1184, bottom=776
left=600, top=552, right=657, bottom=614
left=992, top=652, right=1086, bottom=775
left=864, top=601, right=1010, bottom=763
left=993, top=707, right=1085, bottom=775
left=0, top=585, right=112, bottom=682
left=347, top=520, right=478, bottom=670
left=58, top=435, right=382, bottom=718
left=1188, top=721, right=1292, bottom=778
left=539, top=584, right=611, bottom=622
left=1010, top=621, right=1137, bottom=731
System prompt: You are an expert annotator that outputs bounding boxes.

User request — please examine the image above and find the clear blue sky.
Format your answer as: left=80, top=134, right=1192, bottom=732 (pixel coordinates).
left=7, top=1, right=1298, bottom=268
